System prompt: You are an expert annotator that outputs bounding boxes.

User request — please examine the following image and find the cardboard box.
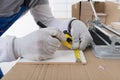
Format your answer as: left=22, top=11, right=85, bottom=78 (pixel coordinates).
left=105, top=2, right=120, bottom=25
left=72, top=2, right=80, bottom=19
left=80, top=2, right=93, bottom=24
left=72, top=1, right=105, bottom=25
left=72, top=1, right=120, bottom=25
left=92, top=13, right=107, bottom=23
left=94, top=2, right=105, bottom=13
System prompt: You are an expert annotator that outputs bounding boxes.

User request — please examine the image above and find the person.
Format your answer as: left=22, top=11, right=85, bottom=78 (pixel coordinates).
left=0, top=0, right=92, bottom=62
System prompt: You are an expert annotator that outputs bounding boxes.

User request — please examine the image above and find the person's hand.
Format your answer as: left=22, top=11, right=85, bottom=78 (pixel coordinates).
left=13, top=28, right=66, bottom=61
left=70, top=20, right=93, bottom=50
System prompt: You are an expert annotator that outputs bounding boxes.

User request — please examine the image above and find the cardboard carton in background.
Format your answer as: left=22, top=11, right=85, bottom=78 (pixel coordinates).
left=80, top=2, right=93, bottom=25
left=105, top=2, right=120, bottom=25
left=72, top=1, right=120, bottom=25
left=72, top=2, right=80, bottom=19
left=92, top=13, right=107, bottom=23
left=94, top=2, right=105, bottom=13
left=72, top=1, right=106, bottom=25
left=93, top=2, right=107, bottom=23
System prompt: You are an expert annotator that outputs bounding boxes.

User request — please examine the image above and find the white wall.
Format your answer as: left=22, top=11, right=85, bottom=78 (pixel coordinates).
left=49, top=0, right=86, bottom=18
left=2, top=12, right=39, bottom=37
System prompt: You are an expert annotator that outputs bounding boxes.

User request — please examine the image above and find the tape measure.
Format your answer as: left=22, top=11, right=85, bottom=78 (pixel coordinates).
left=62, top=30, right=81, bottom=62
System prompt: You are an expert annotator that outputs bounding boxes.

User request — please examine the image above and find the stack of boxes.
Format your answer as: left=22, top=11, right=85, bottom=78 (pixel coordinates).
left=72, top=1, right=120, bottom=25
left=72, top=1, right=107, bottom=25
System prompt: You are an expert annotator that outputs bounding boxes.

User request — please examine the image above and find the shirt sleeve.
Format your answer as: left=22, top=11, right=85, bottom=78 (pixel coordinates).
left=30, top=4, right=76, bottom=31
left=0, top=36, right=16, bottom=62
left=30, top=4, right=55, bottom=26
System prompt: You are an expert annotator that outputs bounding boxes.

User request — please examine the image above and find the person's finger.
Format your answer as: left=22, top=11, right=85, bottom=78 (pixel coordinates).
left=44, top=36, right=61, bottom=55
left=47, top=36, right=61, bottom=48
left=71, top=26, right=80, bottom=49
left=48, top=28, right=66, bottom=42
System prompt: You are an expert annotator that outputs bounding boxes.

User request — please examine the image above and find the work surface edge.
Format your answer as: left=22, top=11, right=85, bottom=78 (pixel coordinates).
left=2, top=48, right=120, bottom=80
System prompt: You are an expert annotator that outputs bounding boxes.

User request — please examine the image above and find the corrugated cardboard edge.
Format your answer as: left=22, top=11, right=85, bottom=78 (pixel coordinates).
left=2, top=49, right=120, bottom=80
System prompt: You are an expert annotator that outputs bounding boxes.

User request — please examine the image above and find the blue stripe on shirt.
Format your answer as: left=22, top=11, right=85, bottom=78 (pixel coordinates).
left=0, top=6, right=28, bottom=36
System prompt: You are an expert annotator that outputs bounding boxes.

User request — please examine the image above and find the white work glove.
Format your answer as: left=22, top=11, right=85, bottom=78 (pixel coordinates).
left=13, top=28, right=66, bottom=61
left=69, top=20, right=93, bottom=50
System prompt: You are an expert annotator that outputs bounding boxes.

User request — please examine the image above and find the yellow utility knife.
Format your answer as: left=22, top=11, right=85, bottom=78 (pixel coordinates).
left=62, top=31, right=87, bottom=64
